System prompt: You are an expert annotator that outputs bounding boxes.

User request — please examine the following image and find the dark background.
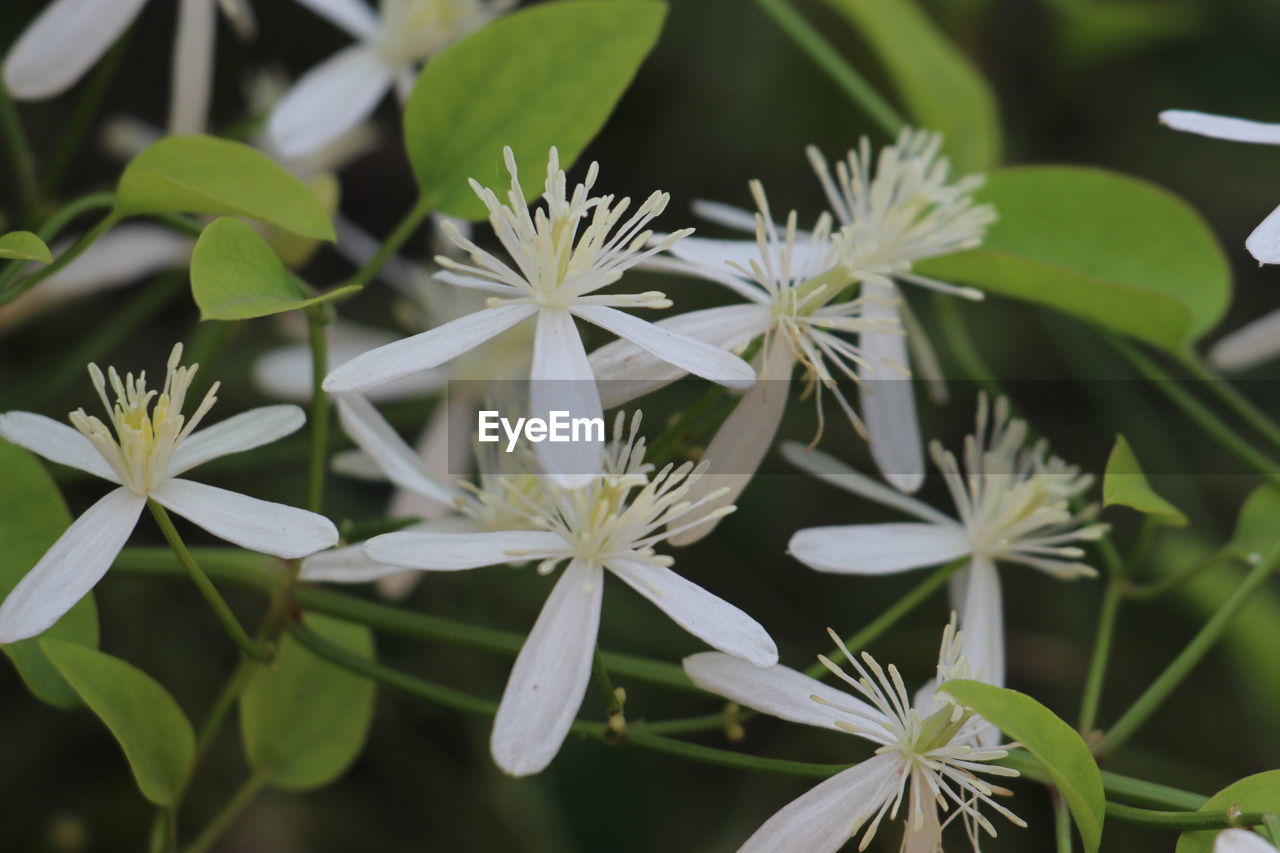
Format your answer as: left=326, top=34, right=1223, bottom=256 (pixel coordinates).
left=2, top=0, right=1280, bottom=850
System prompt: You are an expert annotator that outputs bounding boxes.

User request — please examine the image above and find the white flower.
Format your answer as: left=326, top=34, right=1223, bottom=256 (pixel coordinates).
left=4, top=0, right=255, bottom=134
left=1159, top=110, right=1280, bottom=370
left=349, top=412, right=778, bottom=776
left=684, top=618, right=1023, bottom=853
left=590, top=180, right=894, bottom=544
left=323, top=147, right=757, bottom=487
left=1217, top=830, right=1280, bottom=853
left=269, top=0, right=511, bottom=157
left=0, top=343, right=338, bottom=643
left=786, top=395, right=1105, bottom=695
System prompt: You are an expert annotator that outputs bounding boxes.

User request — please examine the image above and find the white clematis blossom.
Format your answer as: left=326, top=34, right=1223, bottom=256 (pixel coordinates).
left=4, top=0, right=255, bottom=134
left=1160, top=109, right=1280, bottom=370
left=347, top=413, right=778, bottom=776
left=0, top=344, right=339, bottom=644
left=684, top=618, right=1024, bottom=853
left=786, top=395, right=1106, bottom=696
left=269, top=0, right=512, bottom=157
left=1216, top=830, right=1280, bottom=853
left=591, top=181, right=895, bottom=544
left=323, top=147, right=757, bottom=486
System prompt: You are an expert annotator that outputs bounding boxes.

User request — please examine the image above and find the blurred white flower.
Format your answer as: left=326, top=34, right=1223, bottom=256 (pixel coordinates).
left=4, top=0, right=255, bottom=134
left=269, top=0, right=512, bottom=157
left=786, top=395, right=1105, bottom=702
left=323, top=147, right=757, bottom=487
left=1160, top=110, right=1280, bottom=370
left=591, top=180, right=895, bottom=544
left=1216, top=830, right=1280, bottom=853
left=351, top=412, right=778, bottom=776
left=0, top=343, right=337, bottom=643
left=684, top=617, right=1023, bottom=853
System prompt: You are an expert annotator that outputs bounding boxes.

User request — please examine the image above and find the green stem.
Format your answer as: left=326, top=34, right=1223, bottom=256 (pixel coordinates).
left=192, top=659, right=253, bottom=763
left=305, top=311, right=331, bottom=513
left=1054, top=795, right=1073, bottom=853
left=0, top=210, right=123, bottom=307
left=1078, top=533, right=1133, bottom=734
left=179, top=773, right=265, bottom=853
left=999, top=749, right=1206, bottom=811
left=804, top=559, right=963, bottom=678
left=1180, top=349, right=1280, bottom=454
left=42, top=34, right=131, bottom=197
left=1125, top=549, right=1233, bottom=601
left=752, top=0, right=905, bottom=136
left=592, top=647, right=625, bottom=723
left=1106, top=335, right=1280, bottom=484
left=147, top=504, right=272, bottom=662
left=1098, top=542, right=1280, bottom=755
left=1105, top=802, right=1271, bottom=831
left=341, top=194, right=434, bottom=290
left=0, top=80, right=43, bottom=224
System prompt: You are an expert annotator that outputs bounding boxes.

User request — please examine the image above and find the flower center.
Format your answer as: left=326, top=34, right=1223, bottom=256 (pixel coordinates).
left=69, top=343, right=218, bottom=496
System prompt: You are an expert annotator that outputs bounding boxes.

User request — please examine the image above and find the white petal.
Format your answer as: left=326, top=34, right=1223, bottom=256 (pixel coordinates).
left=363, top=530, right=566, bottom=571
left=491, top=560, right=604, bottom=776
left=152, top=479, right=338, bottom=558
left=858, top=298, right=924, bottom=493
left=3, top=0, right=149, bottom=99
left=573, top=304, right=756, bottom=390
left=668, top=340, right=794, bottom=546
left=779, top=442, right=953, bottom=525
left=683, top=653, right=885, bottom=732
left=301, top=542, right=414, bottom=583
left=294, top=0, right=381, bottom=38
left=667, top=234, right=772, bottom=272
left=37, top=225, right=192, bottom=302
left=690, top=199, right=759, bottom=232
left=956, top=555, right=1005, bottom=688
left=1160, top=110, right=1280, bottom=145
left=0, top=412, right=120, bottom=483
left=334, top=395, right=458, bottom=505
left=0, top=488, right=145, bottom=644
left=1215, top=829, right=1280, bottom=853
left=530, top=308, right=604, bottom=488
left=1209, top=307, right=1280, bottom=371
left=1246, top=203, right=1280, bottom=264
left=168, top=405, right=305, bottom=476
left=168, top=0, right=217, bottom=135
left=788, top=522, right=972, bottom=575
left=608, top=559, right=777, bottom=666
left=322, top=303, right=536, bottom=393
left=268, top=44, right=394, bottom=159
left=589, top=304, right=770, bottom=408
left=739, top=754, right=901, bottom=853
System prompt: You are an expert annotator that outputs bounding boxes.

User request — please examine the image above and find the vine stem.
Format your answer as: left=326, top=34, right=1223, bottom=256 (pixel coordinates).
left=1054, top=794, right=1073, bottom=853
left=305, top=309, right=331, bottom=513
left=0, top=80, right=43, bottom=224
left=42, top=34, right=131, bottom=196
left=179, top=773, right=266, bottom=853
left=0, top=210, right=123, bottom=307
left=1179, top=349, right=1280, bottom=454
left=1098, top=542, right=1280, bottom=756
left=1105, top=802, right=1273, bottom=831
left=752, top=0, right=905, bottom=136
left=341, top=194, right=435, bottom=290
left=147, top=504, right=271, bottom=662
left=0, top=191, right=115, bottom=293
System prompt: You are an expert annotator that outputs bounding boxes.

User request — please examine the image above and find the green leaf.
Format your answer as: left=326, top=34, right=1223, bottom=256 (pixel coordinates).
left=0, top=230, right=53, bottom=263
left=116, top=135, right=335, bottom=240
left=191, top=218, right=358, bottom=320
left=1176, top=771, right=1280, bottom=853
left=1228, top=484, right=1280, bottom=562
left=41, top=640, right=195, bottom=805
left=918, top=166, right=1231, bottom=351
left=0, top=440, right=99, bottom=709
left=404, top=0, right=666, bottom=220
left=941, top=680, right=1105, bottom=853
left=819, top=0, right=1001, bottom=171
left=1102, top=434, right=1187, bottom=526
left=240, top=614, right=376, bottom=790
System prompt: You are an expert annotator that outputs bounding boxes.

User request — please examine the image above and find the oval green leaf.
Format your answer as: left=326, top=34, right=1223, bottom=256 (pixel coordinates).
left=41, top=639, right=195, bottom=805
left=404, top=0, right=666, bottom=220
left=0, top=440, right=99, bottom=709
left=1229, top=484, right=1280, bottom=562
left=918, top=166, right=1231, bottom=351
left=820, top=0, right=1001, bottom=171
left=116, top=135, right=335, bottom=240
left=240, top=614, right=376, bottom=790
left=1103, top=434, right=1187, bottom=526
left=0, top=230, right=53, bottom=263
left=1176, top=771, right=1280, bottom=853
left=191, top=218, right=359, bottom=320
left=941, top=679, right=1105, bottom=853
